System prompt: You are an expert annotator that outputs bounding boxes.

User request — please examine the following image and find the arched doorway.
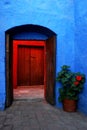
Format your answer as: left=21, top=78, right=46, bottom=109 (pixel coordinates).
left=5, top=24, right=56, bottom=107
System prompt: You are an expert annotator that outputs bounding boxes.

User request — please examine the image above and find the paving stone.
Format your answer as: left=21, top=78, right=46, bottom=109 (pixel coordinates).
left=0, top=99, right=87, bottom=130
left=2, top=125, right=13, bottom=130
left=0, top=116, right=6, bottom=125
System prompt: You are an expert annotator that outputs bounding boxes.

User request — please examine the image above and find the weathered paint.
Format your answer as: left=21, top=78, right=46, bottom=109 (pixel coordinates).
left=0, top=0, right=87, bottom=114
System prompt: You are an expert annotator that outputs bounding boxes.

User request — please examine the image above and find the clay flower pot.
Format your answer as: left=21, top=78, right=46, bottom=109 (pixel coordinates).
left=63, top=99, right=77, bottom=112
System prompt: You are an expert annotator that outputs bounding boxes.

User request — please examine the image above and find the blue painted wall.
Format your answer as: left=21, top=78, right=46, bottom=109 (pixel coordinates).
left=0, top=0, right=87, bottom=114
left=74, top=0, right=87, bottom=114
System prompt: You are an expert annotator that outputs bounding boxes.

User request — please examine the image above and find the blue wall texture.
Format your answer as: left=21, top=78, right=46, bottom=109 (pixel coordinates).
left=74, top=1, right=87, bottom=114
left=0, top=0, right=87, bottom=114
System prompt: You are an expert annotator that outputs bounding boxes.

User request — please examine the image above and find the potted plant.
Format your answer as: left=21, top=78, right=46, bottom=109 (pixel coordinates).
left=56, top=65, right=86, bottom=112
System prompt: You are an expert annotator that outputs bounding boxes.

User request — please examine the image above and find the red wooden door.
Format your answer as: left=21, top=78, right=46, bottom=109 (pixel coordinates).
left=30, top=47, right=44, bottom=85
left=13, top=40, right=45, bottom=88
left=17, top=46, right=31, bottom=86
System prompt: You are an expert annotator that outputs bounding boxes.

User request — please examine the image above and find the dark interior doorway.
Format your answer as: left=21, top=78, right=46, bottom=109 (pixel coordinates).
left=5, top=24, right=56, bottom=107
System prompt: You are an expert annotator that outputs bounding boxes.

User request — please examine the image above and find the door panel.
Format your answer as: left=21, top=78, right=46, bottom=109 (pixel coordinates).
left=45, top=36, right=56, bottom=105
left=17, top=46, right=31, bottom=86
left=24, top=47, right=31, bottom=85
left=6, top=34, right=13, bottom=107
left=31, top=47, right=44, bottom=85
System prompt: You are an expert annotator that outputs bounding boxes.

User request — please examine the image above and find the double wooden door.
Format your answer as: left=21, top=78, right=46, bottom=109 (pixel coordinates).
left=13, top=40, right=45, bottom=88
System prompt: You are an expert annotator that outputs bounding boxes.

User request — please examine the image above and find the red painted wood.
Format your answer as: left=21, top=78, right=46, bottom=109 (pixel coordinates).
left=44, top=46, right=46, bottom=97
left=13, top=42, right=17, bottom=89
left=13, top=40, right=46, bottom=89
left=31, top=47, right=44, bottom=85
left=17, top=46, right=31, bottom=86
left=24, top=47, right=31, bottom=85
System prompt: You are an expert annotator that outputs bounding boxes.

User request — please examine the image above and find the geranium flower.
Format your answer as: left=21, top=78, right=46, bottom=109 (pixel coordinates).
left=74, top=81, right=79, bottom=86
left=76, top=75, right=82, bottom=81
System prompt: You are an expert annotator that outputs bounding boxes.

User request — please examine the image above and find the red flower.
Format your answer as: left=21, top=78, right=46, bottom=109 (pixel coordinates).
left=76, top=75, right=82, bottom=81
left=74, top=81, right=79, bottom=86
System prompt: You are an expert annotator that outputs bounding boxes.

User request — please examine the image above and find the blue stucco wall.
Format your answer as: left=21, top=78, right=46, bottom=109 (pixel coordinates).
left=1, top=0, right=87, bottom=114
left=74, top=1, right=87, bottom=114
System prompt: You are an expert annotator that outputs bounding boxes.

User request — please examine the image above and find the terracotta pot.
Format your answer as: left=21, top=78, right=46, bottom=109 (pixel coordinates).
left=63, top=99, right=77, bottom=112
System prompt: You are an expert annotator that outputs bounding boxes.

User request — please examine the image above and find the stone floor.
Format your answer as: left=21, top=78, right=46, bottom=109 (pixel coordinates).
left=0, top=85, right=87, bottom=130
left=0, top=99, right=87, bottom=130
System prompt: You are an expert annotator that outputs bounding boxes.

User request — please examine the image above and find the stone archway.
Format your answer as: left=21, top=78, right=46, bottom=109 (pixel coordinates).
left=5, top=24, right=56, bottom=107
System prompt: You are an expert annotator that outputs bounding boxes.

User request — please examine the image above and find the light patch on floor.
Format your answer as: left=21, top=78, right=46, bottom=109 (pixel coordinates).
left=13, top=85, right=44, bottom=100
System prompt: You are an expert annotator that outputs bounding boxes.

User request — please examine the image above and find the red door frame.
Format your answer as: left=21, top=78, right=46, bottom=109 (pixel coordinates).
left=13, top=40, right=46, bottom=96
